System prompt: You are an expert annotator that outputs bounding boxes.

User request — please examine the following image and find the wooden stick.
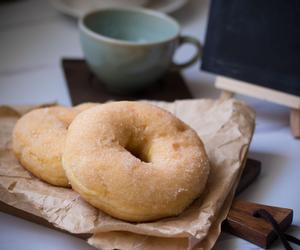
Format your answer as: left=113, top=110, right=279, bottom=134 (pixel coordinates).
left=290, top=109, right=300, bottom=138
left=215, top=76, right=300, bottom=109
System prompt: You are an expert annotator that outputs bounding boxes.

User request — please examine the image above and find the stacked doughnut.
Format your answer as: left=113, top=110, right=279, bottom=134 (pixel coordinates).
left=12, top=101, right=210, bottom=222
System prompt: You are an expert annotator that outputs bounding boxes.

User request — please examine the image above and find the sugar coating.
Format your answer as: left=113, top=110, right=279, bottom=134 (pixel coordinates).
left=62, top=101, right=210, bottom=222
left=12, top=103, right=98, bottom=187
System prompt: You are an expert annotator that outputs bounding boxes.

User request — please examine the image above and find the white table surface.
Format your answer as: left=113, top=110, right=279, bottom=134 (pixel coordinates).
left=0, top=0, right=299, bottom=249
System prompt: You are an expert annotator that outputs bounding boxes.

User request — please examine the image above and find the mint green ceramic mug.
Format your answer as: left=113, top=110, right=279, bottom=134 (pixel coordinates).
left=79, top=7, right=202, bottom=93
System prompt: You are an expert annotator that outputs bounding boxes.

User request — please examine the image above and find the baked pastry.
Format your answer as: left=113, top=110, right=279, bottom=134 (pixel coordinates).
left=12, top=103, right=97, bottom=187
left=63, top=101, right=209, bottom=221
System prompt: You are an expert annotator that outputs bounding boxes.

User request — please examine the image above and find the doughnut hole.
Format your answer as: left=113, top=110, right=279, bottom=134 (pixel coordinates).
left=125, top=143, right=150, bottom=163
left=124, top=133, right=151, bottom=163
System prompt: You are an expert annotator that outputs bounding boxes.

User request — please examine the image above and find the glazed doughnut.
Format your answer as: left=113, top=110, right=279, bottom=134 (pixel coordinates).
left=63, top=101, right=210, bottom=222
left=12, top=103, right=97, bottom=187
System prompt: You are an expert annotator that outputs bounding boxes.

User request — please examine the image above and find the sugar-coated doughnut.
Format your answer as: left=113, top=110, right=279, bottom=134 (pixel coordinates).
left=63, top=101, right=210, bottom=222
left=12, top=103, right=97, bottom=187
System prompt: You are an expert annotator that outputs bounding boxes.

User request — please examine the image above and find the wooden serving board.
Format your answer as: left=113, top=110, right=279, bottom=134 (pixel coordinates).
left=0, top=158, right=292, bottom=249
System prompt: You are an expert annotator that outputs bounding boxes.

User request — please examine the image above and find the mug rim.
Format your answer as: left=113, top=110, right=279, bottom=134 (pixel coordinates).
left=79, top=7, right=181, bottom=46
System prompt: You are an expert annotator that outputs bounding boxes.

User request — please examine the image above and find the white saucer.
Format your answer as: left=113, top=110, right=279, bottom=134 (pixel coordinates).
left=50, top=0, right=190, bottom=17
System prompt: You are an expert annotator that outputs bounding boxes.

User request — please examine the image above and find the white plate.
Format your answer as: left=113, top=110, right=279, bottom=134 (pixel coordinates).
left=50, top=0, right=189, bottom=18
left=144, top=0, right=189, bottom=13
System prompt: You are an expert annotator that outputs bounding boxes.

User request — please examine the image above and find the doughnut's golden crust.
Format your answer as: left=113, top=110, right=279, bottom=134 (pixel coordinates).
left=12, top=103, right=97, bottom=187
left=63, top=101, right=210, bottom=222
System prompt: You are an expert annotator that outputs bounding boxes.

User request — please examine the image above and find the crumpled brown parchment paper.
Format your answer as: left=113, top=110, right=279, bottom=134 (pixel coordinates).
left=0, top=99, right=255, bottom=250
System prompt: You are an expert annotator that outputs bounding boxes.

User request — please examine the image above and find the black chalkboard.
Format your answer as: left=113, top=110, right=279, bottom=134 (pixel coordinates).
left=202, top=0, right=300, bottom=96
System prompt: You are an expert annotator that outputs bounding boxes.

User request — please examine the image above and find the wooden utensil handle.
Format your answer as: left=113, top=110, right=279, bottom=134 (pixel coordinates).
left=223, top=200, right=293, bottom=249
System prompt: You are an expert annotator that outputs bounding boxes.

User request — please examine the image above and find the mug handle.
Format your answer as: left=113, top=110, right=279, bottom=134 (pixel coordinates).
left=171, top=35, right=202, bottom=70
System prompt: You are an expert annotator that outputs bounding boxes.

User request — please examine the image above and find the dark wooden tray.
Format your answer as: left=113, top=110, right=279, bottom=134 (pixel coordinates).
left=62, top=59, right=193, bottom=105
